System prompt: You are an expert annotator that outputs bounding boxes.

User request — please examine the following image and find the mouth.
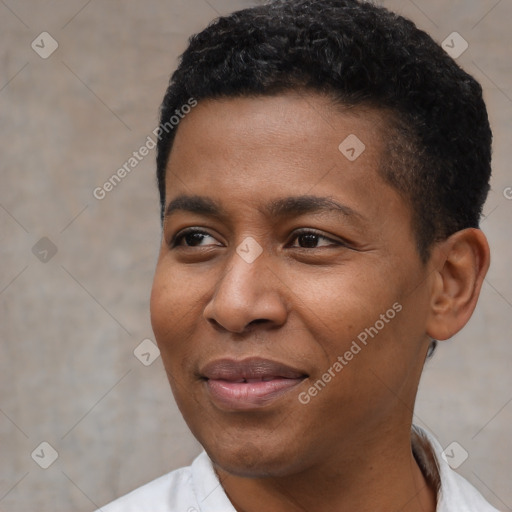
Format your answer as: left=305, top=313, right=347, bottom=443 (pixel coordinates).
left=200, top=357, right=308, bottom=410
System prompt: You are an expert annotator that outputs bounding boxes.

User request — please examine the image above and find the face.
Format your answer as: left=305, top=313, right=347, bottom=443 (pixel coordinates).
left=150, top=92, right=435, bottom=478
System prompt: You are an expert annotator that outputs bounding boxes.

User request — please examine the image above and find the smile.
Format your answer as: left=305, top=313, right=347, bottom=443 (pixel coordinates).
left=200, top=357, right=308, bottom=410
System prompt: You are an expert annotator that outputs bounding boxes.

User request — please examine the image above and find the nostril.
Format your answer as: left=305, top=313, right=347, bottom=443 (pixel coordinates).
left=249, top=318, right=269, bottom=326
left=207, top=318, right=225, bottom=331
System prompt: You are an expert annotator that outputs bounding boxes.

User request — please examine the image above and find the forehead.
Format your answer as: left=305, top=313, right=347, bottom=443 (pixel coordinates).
left=169, top=92, right=388, bottom=162
left=164, top=93, right=407, bottom=227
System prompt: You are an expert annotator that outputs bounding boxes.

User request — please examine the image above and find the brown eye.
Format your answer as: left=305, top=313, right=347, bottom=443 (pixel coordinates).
left=172, top=229, right=220, bottom=247
left=290, top=230, right=340, bottom=249
left=297, top=233, right=321, bottom=248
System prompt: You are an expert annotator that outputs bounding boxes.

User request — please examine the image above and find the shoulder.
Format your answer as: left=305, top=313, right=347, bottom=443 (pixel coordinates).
left=95, top=450, right=236, bottom=512
left=439, top=468, right=501, bottom=512
left=413, top=425, right=500, bottom=512
left=95, top=455, right=198, bottom=512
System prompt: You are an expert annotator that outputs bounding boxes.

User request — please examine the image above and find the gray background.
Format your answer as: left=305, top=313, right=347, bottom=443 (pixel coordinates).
left=1, top=0, right=511, bottom=510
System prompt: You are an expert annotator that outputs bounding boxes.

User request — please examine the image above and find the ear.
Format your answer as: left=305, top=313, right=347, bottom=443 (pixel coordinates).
left=425, top=228, right=490, bottom=341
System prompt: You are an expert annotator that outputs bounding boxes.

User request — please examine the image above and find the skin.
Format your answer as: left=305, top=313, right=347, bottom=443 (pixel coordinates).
left=150, top=92, right=490, bottom=512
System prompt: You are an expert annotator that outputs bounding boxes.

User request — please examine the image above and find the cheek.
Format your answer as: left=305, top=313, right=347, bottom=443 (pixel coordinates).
left=295, top=265, right=421, bottom=395
left=150, top=260, right=216, bottom=373
left=150, top=270, right=194, bottom=398
left=150, top=266, right=173, bottom=339
left=296, top=266, right=395, bottom=345
left=150, top=263, right=194, bottom=348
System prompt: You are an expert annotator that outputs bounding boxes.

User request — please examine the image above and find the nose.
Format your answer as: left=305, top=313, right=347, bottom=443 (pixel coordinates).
left=203, top=247, right=288, bottom=334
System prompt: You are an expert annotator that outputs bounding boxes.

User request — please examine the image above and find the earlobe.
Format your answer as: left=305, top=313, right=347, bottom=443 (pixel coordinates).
left=425, top=228, right=490, bottom=341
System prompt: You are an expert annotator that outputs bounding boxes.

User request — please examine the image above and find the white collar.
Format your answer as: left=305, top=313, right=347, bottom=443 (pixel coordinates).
left=189, top=425, right=499, bottom=511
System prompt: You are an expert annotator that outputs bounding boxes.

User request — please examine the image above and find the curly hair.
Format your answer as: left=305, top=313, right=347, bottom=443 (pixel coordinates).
left=156, top=0, right=492, bottom=262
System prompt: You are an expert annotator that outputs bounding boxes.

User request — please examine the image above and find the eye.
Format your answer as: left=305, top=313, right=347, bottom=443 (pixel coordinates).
left=170, top=228, right=346, bottom=250
left=171, top=228, right=221, bottom=248
left=289, top=230, right=342, bottom=249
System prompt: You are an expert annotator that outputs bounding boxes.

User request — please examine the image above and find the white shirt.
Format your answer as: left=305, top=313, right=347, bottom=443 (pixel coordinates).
left=96, top=426, right=499, bottom=512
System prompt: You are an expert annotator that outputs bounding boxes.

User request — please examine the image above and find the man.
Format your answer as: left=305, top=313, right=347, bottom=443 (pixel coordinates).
left=97, top=0, right=498, bottom=510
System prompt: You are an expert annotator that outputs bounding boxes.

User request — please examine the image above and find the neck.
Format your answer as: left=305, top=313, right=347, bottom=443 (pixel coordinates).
left=215, top=427, right=437, bottom=512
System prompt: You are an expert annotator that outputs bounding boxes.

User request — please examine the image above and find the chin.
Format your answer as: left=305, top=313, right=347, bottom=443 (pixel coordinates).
left=202, top=435, right=305, bottom=478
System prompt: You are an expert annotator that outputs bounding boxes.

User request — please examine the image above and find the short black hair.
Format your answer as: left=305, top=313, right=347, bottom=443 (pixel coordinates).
left=156, top=0, right=492, bottom=262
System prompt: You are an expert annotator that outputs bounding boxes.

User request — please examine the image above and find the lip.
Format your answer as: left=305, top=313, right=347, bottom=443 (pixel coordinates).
left=200, top=357, right=308, bottom=410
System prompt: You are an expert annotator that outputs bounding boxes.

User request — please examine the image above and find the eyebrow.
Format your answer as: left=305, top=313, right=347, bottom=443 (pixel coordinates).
left=164, top=194, right=365, bottom=223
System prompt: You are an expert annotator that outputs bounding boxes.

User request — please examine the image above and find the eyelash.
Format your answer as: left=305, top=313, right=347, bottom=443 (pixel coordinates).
left=169, top=228, right=344, bottom=249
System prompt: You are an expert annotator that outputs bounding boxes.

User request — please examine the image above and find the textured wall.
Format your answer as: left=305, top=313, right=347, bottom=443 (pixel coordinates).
left=1, top=1, right=511, bottom=510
